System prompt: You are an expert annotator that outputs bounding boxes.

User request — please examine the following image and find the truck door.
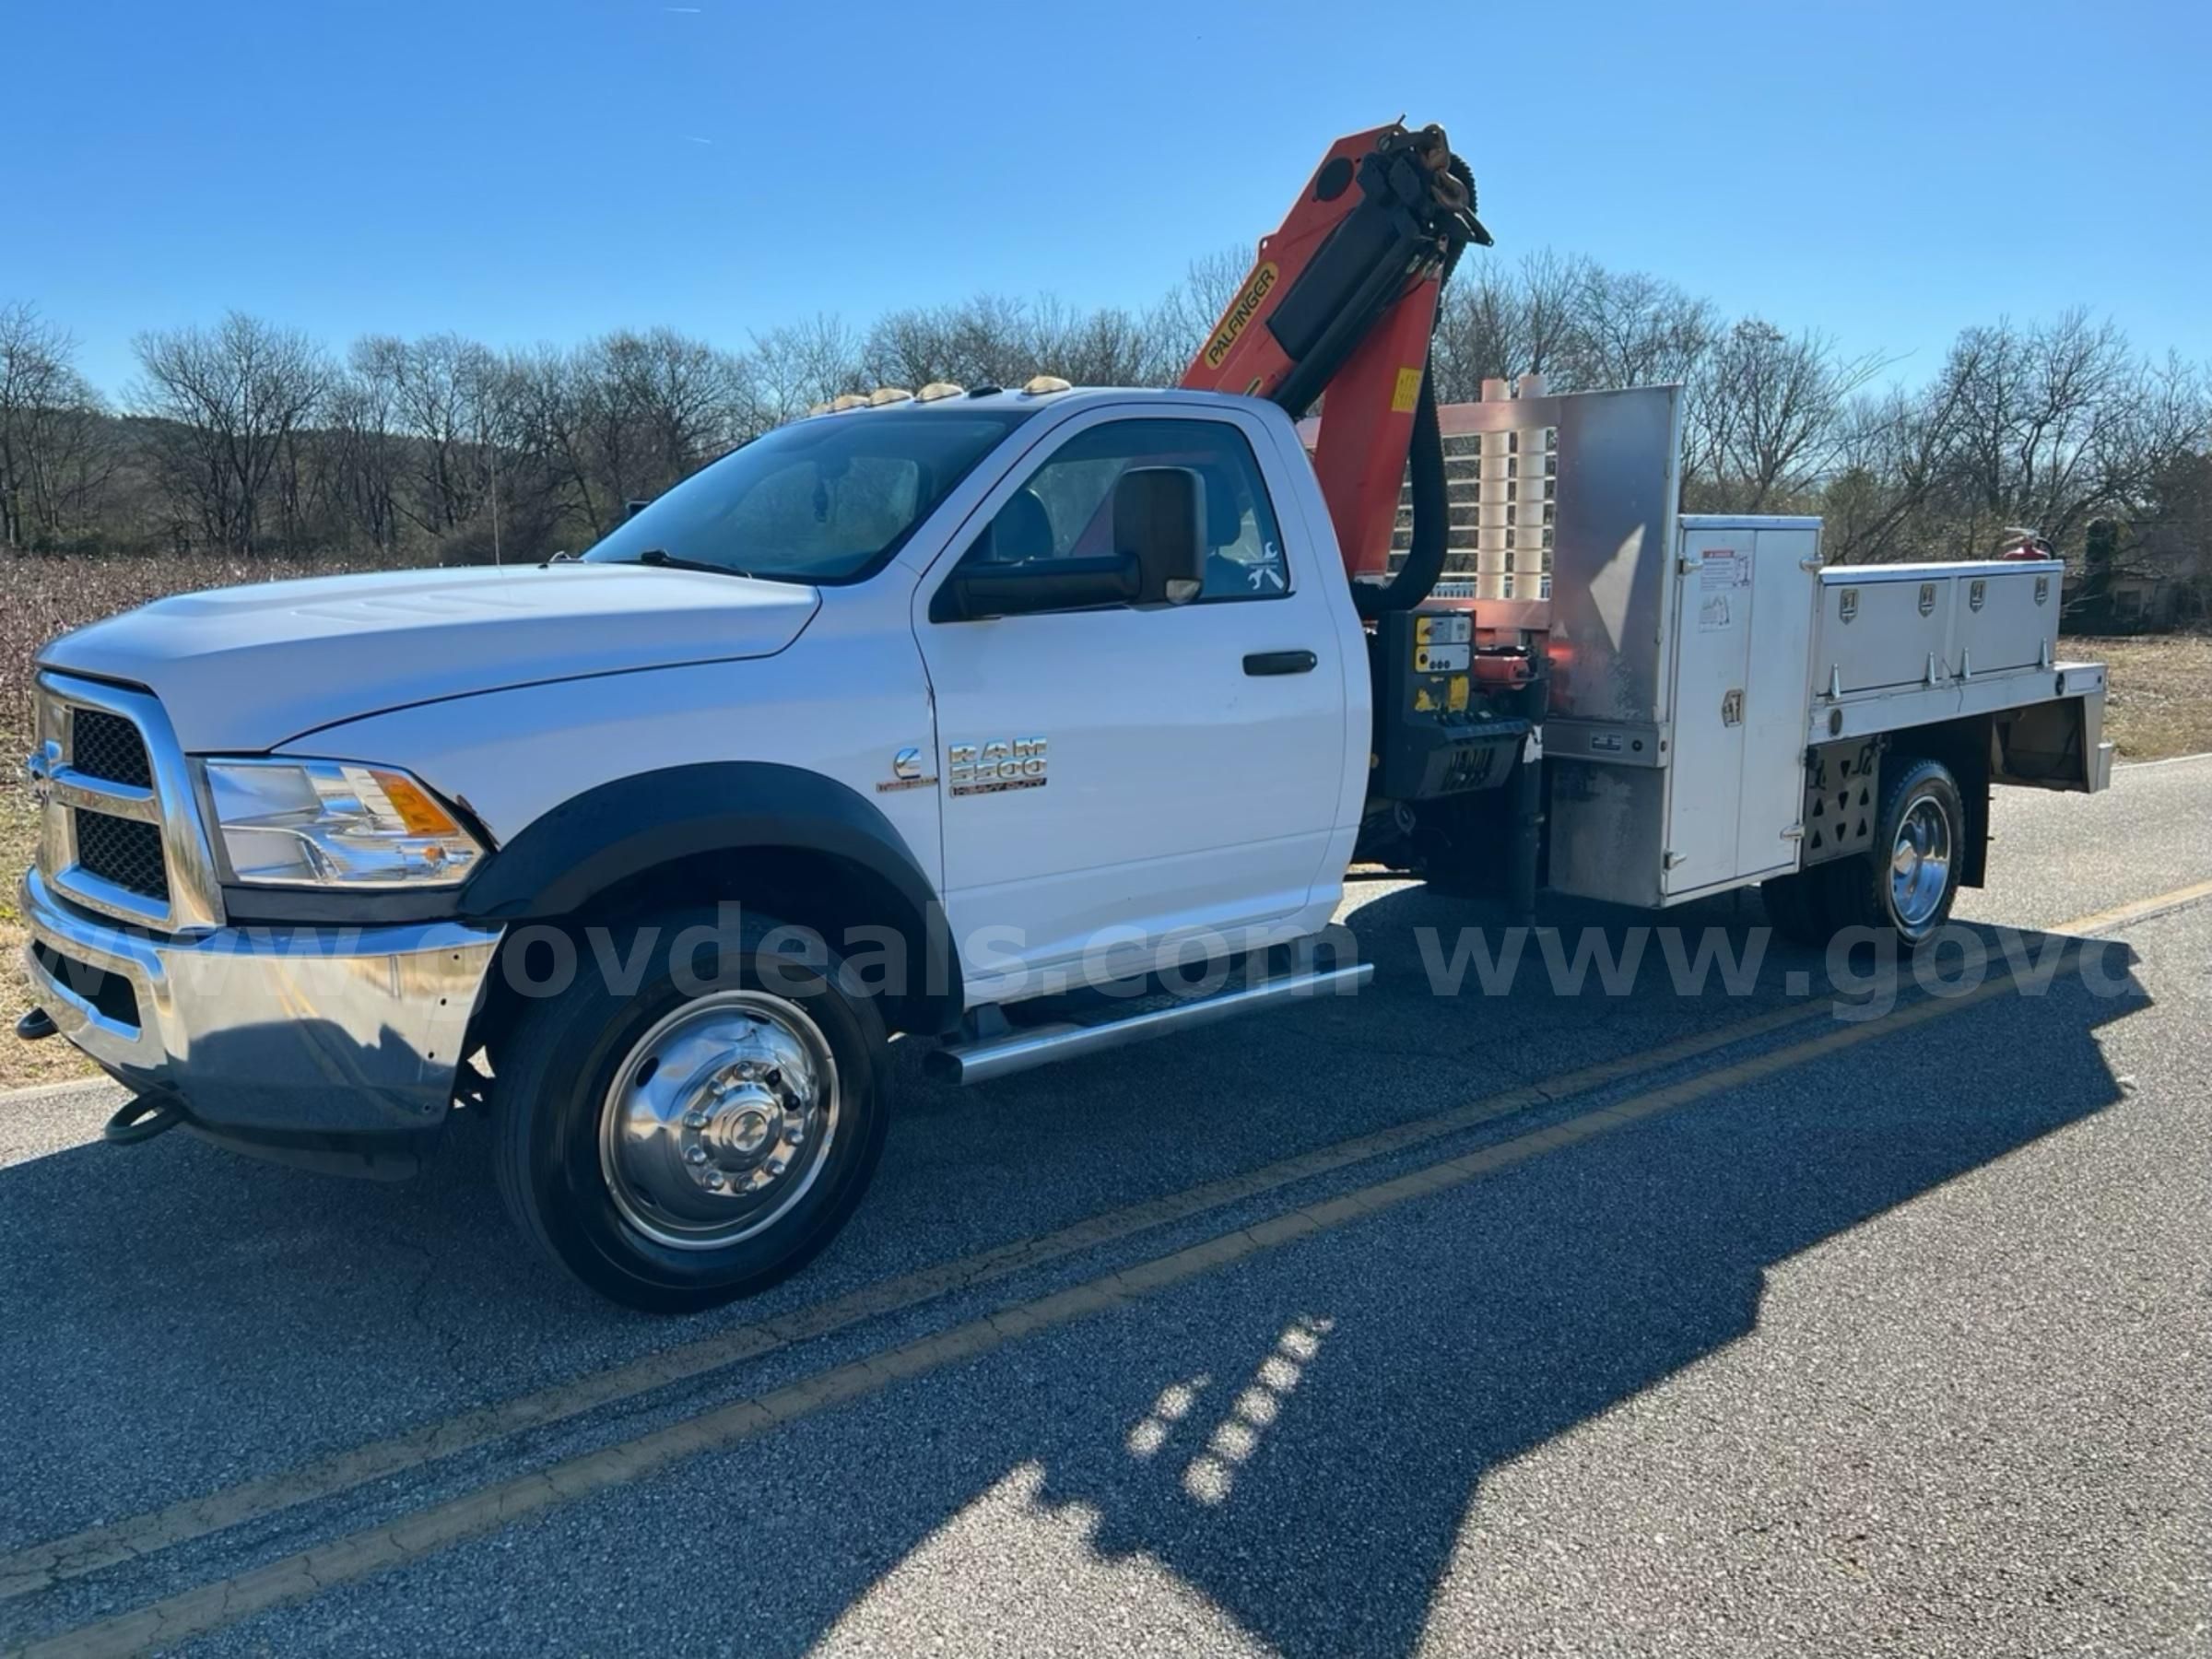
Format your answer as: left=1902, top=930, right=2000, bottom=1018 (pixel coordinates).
left=1734, top=524, right=1820, bottom=876
left=1664, top=523, right=1819, bottom=896
left=1665, top=527, right=1758, bottom=896
left=914, top=406, right=1347, bottom=994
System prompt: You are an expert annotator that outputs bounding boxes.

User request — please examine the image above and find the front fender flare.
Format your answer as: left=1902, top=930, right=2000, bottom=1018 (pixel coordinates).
left=458, top=762, right=960, bottom=1029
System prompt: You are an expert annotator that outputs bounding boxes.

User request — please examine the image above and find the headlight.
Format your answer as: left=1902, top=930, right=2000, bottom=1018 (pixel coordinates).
left=199, top=759, right=485, bottom=888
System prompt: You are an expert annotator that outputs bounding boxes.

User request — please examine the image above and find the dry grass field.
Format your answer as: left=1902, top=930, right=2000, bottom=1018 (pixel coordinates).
left=2067, top=633, right=2212, bottom=761
left=3, top=555, right=394, bottom=1089
left=2, top=558, right=2206, bottom=1090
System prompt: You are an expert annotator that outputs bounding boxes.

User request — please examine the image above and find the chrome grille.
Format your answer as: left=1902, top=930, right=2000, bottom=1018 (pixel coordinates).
left=73, top=810, right=170, bottom=900
left=30, top=674, right=224, bottom=933
left=69, top=708, right=154, bottom=788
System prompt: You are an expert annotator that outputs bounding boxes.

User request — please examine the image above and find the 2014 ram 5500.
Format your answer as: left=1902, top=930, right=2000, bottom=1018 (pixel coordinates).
left=16, top=124, right=2108, bottom=1309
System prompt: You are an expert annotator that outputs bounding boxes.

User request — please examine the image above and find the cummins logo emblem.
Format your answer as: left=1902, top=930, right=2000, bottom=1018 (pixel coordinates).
left=949, top=737, right=1048, bottom=796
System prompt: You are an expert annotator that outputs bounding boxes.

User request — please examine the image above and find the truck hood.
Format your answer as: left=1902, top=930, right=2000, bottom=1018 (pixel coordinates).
left=39, top=564, right=820, bottom=752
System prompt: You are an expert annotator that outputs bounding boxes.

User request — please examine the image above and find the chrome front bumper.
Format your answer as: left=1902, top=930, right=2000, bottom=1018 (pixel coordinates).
left=19, top=866, right=500, bottom=1149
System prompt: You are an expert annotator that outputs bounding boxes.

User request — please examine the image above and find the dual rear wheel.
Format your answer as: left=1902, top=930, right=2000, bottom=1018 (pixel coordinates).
left=1763, top=756, right=1966, bottom=948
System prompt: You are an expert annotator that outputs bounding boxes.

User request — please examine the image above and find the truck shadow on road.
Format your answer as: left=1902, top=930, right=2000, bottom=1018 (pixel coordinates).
left=0, top=892, right=2151, bottom=1653
left=786, top=899, right=2147, bottom=1655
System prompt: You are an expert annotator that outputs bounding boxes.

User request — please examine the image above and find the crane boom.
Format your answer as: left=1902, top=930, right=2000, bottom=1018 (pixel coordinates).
left=1179, top=122, right=1488, bottom=608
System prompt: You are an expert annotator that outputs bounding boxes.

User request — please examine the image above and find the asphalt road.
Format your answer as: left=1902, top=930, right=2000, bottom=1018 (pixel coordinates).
left=2, top=757, right=2207, bottom=1657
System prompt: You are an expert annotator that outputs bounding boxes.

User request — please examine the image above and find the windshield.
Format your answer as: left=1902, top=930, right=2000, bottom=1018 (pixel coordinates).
left=582, top=407, right=1035, bottom=582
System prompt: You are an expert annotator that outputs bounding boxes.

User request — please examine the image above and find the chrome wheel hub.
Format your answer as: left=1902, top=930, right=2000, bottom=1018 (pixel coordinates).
left=1888, top=794, right=1953, bottom=934
left=599, top=991, right=838, bottom=1251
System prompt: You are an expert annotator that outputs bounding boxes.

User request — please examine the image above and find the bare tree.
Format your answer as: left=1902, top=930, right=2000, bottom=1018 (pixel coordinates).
left=130, top=312, right=330, bottom=555
left=359, top=332, right=508, bottom=535
left=317, top=345, right=407, bottom=555
left=1562, top=265, right=1717, bottom=391
left=522, top=328, right=751, bottom=537
left=1685, top=319, right=1888, bottom=509
left=1431, top=249, right=1583, bottom=398
left=1148, top=246, right=1258, bottom=367
left=858, top=294, right=1044, bottom=393
left=0, top=302, right=115, bottom=550
left=1027, top=295, right=1176, bottom=387
left=503, top=344, right=600, bottom=538
left=743, top=315, right=863, bottom=427
left=1907, top=310, right=2184, bottom=559
left=1818, top=349, right=1988, bottom=566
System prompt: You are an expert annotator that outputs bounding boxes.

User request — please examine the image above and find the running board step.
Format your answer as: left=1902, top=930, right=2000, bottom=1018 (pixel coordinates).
left=925, top=961, right=1373, bottom=1086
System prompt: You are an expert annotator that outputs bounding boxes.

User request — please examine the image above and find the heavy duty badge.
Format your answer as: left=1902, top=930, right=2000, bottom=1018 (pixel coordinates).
left=948, top=737, right=1048, bottom=795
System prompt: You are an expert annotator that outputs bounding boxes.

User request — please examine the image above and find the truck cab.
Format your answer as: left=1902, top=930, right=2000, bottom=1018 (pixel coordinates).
left=18, top=383, right=1385, bottom=1310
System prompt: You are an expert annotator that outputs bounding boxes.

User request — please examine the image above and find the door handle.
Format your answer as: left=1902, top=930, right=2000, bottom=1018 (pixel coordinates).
left=1244, top=650, right=1317, bottom=677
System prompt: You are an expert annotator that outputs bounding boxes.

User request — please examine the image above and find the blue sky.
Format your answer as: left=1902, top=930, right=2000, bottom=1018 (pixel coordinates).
left=6, top=0, right=2206, bottom=397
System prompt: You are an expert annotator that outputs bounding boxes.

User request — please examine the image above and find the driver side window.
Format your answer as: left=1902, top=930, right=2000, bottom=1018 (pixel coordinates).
left=959, top=418, right=1289, bottom=602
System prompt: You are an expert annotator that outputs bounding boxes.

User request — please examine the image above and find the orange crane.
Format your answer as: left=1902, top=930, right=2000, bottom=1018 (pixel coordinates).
left=1178, top=122, right=1488, bottom=616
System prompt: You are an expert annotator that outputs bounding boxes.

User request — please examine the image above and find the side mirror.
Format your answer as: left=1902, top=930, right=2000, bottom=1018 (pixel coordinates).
left=1113, top=466, right=1206, bottom=604
left=932, top=553, right=1141, bottom=622
left=625, top=498, right=653, bottom=521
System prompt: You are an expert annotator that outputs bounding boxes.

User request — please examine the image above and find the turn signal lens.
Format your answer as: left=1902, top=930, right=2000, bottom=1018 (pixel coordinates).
left=370, top=770, right=465, bottom=837
left=199, top=759, right=485, bottom=889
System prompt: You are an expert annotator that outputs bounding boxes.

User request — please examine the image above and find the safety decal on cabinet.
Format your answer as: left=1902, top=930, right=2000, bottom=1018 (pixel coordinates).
left=1697, top=547, right=1751, bottom=631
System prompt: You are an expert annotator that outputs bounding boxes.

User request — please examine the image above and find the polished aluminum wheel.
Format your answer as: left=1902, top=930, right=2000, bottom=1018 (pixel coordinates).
left=598, top=991, right=839, bottom=1251
left=1888, top=793, right=1953, bottom=935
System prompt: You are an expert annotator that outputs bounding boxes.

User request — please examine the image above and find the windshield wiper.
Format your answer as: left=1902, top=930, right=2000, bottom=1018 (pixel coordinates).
left=614, top=547, right=758, bottom=579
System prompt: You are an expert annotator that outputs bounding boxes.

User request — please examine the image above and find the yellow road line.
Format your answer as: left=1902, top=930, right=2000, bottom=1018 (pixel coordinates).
left=2037, top=877, right=2212, bottom=938
left=17, top=941, right=2100, bottom=1659
left=0, top=996, right=1830, bottom=1601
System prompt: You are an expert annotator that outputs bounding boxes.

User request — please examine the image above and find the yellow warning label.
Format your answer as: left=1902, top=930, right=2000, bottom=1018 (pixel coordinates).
left=1448, top=674, right=1471, bottom=712
left=1391, top=366, right=1424, bottom=414
left=1203, top=263, right=1278, bottom=371
left=1414, top=616, right=1434, bottom=644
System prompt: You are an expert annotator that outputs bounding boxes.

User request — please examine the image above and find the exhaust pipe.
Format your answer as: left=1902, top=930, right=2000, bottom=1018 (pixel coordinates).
left=927, top=961, right=1373, bottom=1087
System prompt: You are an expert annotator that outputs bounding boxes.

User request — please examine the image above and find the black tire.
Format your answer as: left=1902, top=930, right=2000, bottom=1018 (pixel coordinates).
left=1830, top=756, right=1964, bottom=947
left=492, top=907, right=889, bottom=1312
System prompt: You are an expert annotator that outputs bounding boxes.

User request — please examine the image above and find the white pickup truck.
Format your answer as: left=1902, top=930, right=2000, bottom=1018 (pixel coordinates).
left=16, top=374, right=2111, bottom=1309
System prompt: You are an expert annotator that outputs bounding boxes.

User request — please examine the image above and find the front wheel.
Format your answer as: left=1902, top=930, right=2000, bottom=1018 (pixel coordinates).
left=492, top=908, right=889, bottom=1312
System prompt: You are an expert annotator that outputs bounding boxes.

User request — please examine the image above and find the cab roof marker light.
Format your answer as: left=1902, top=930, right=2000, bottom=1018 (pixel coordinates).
left=1022, top=374, right=1073, bottom=396
left=914, top=382, right=965, bottom=403
left=867, top=387, right=914, bottom=406
left=828, top=393, right=872, bottom=413
left=804, top=401, right=830, bottom=418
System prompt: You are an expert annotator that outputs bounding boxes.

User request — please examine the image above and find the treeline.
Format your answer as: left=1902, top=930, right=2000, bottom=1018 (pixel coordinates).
left=2, top=252, right=2207, bottom=606
left=0, top=292, right=1204, bottom=566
